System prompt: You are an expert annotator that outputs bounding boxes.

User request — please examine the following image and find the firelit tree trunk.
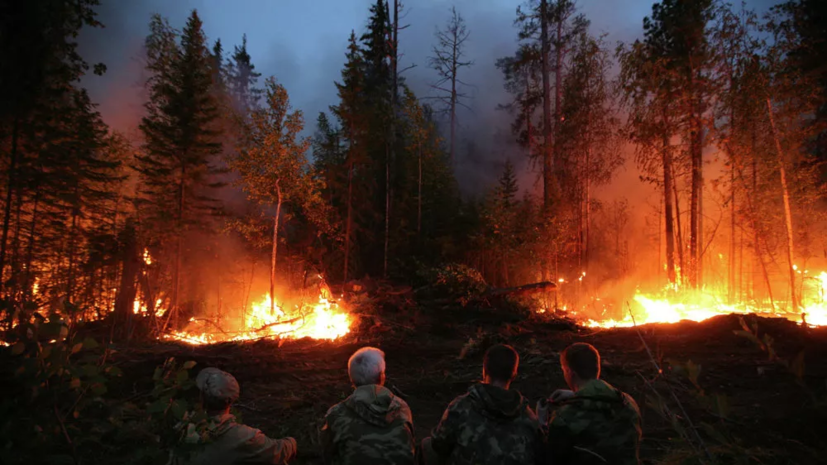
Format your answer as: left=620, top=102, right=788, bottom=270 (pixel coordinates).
left=114, top=221, right=139, bottom=339
left=0, top=117, right=20, bottom=300
left=540, top=0, right=553, bottom=212
left=729, top=156, right=736, bottom=302
left=672, top=169, right=685, bottom=277
left=270, top=179, right=282, bottom=316
left=66, top=186, right=80, bottom=303
left=766, top=97, right=798, bottom=311
left=10, top=186, right=23, bottom=301
left=662, top=124, right=677, bottom=284
left=22, top=190, right=40, bottom=301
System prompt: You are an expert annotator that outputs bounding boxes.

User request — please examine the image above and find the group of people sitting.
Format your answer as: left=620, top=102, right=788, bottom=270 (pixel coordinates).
left=176, top=342, right=642, bottom=465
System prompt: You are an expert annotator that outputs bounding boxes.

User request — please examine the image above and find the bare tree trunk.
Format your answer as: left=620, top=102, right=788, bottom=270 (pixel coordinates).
left=171, top=164, right=186, bottom=329
left=383, top=144, right=390, bottom=279
left=22, top=190, right=40, bottom=300
left=450, top=26, right=458, bottom=167
left=113, top=220, right=138, bottom=340
left=766, top=97, right=798, bottom=311
left=662, top=124, right=677, bottom=284
left=417, top=143, right=422, bottom=238
left=540, top=0, right=553, bottom=212
left=66, top=205, right=79, bottom=303
left=270, top=179, right=282, bottom=316
left=344, top=161, right=353, bottom=282
left=10, top=187, right=23, bottom=302
left=554, top=14, right=563, bottom=174
left=0, top=117, right=20, bottom=300
left=672, top=170, right=685, bottom=278
left=729, top=152, right=736, bottom=303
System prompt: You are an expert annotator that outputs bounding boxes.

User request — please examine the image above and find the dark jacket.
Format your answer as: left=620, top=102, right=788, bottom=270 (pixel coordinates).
left=546, top=379, right=642, bottom=465
left=431, top=383, right=543, bottom=465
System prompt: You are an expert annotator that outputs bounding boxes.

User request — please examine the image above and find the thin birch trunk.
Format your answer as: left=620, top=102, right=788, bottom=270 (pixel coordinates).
left=270, top=179, right=282, bottom=316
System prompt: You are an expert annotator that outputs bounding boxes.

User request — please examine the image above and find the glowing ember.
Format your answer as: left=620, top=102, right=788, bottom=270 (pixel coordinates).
left=163, top=293, right=352, bottom=344
left=143, top=248, right=152, bottom=265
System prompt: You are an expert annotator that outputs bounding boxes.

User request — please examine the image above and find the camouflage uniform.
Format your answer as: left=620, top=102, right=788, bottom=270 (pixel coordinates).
left=429, top=383, right=544, bottom=465
left=177, top=413, right=298, bottom=465
left=172, top=368, right=298, bottom=465
left=321, top=384, right=416, bottom=465
left=545, top=379, right=642, bottom=465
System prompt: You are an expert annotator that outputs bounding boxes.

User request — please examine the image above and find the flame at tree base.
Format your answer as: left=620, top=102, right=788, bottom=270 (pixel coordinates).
left=163, top=293, right=352, bottom=345
left=574, top=272, right=827, bottom=328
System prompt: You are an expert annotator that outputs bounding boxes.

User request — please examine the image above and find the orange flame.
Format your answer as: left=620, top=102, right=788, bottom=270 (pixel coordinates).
left=162, top=292, right=352, bottom=344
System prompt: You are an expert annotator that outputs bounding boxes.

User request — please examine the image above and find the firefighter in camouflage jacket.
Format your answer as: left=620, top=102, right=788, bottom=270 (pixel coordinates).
left=321, top=347, right=416, bottom=465
left=538, top=343, right=642, bottom=465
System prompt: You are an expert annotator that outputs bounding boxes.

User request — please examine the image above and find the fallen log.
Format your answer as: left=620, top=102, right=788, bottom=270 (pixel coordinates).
left=484, top=281, right=557, bottom=298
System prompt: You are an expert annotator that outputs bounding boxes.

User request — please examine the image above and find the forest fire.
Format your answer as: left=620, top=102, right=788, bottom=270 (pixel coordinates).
left=161, top=293, right=352, bottom=344
left=573, top=271, right=827, bottom=328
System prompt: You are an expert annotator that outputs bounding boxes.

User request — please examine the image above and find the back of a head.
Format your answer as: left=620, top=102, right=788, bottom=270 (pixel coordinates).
left=483, top=344, right=519, bottom=384
left=348, top=346, right=386, bottom=387
left=561, top=343, right=601, bottom=381
left=195, top=367, right=240, bottom=414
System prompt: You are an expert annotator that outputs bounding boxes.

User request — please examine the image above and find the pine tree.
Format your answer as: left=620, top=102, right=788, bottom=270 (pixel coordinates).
left=642, top=0, right=715, bottom=288
left=227, top=34, right=263, bottom=114
left=0, top=0, right=104, bottom=303
left=558, top=30, right=621, bottom=271
left=360, top=0, right=394, bottom=277
left=136, top=10, right=223, bottom=327
left=331, top=32, right=370, bottom=281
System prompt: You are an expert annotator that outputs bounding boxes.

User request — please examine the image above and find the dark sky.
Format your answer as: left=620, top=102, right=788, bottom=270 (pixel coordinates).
left=77, top=0, right=782, bottom=196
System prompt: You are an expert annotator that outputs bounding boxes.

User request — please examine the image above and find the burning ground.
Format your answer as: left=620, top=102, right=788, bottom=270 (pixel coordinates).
left=50, top=285, right=827, bottom=465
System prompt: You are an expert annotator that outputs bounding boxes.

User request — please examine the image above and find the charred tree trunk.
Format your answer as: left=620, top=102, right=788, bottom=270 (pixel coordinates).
left=766, top=97, right=798, bottom=311
left=0, top=117, right=20, bottom=300
left=672, top=169, right=685, bottom=278
left=270, top=179, right=282, bottom=316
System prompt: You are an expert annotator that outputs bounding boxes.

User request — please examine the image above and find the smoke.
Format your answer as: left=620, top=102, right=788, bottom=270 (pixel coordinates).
left=76, top=0, right=788, bottom=258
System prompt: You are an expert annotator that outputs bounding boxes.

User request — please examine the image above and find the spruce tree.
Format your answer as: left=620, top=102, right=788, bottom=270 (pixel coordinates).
left=136, top=10, right=223, bottom=326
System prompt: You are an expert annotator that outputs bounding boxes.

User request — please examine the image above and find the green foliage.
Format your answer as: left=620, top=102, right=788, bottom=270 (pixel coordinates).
left=1, top=312, right=203, bottom=464
left=415, top=263, right=488, bottom=304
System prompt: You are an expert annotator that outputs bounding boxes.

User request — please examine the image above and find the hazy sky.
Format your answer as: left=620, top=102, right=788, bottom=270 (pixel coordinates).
left=78, top=0, right=781, bottom=195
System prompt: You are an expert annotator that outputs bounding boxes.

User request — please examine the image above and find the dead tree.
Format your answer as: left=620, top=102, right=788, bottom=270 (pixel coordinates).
left=428, top=6, right=472, bottom=166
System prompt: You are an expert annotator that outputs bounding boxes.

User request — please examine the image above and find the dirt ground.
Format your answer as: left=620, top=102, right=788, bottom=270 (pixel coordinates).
left=116, top=306, right=827, bottom=464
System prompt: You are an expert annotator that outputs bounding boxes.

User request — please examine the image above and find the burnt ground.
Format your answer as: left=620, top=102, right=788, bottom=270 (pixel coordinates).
left=113, top=305, right=827, bottom=464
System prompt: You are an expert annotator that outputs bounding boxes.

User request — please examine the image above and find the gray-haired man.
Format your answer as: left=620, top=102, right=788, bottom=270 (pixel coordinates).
left=321, top=347, right=416, bottom=465
left=174, top=367, right=297, bottom=465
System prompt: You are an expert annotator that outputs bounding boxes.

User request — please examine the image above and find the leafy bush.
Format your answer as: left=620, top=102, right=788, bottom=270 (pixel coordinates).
left=1, top=313, right=203, bottom=464
left=414, top=263, right=488, bottom=303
